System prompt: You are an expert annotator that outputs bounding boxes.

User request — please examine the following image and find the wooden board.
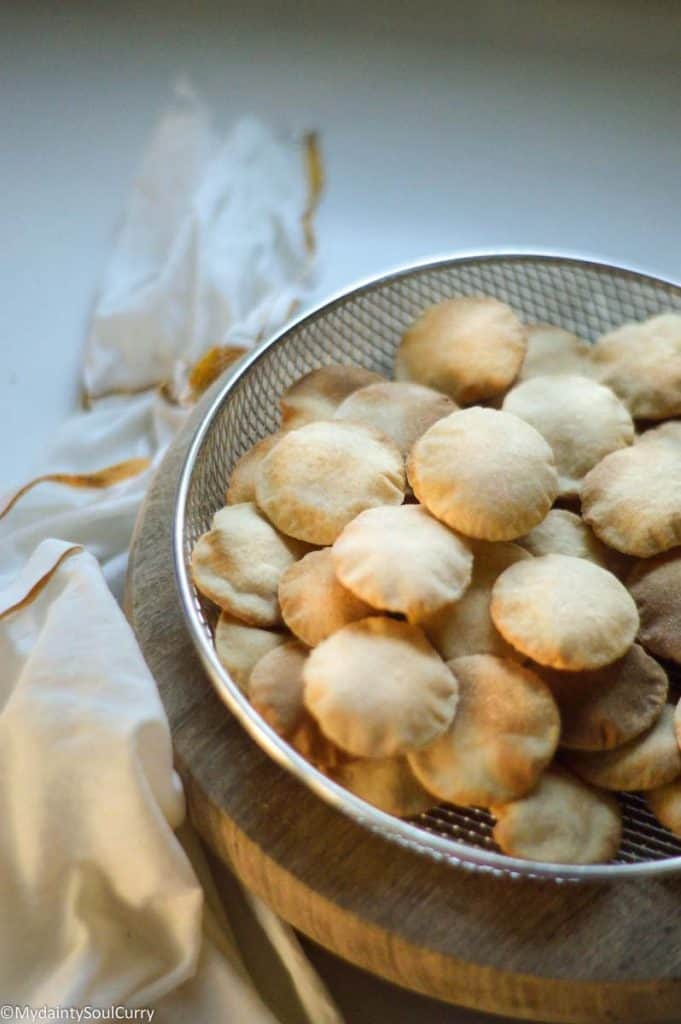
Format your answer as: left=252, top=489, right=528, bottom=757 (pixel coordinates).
left=126, top=386, right=681, bottom=1024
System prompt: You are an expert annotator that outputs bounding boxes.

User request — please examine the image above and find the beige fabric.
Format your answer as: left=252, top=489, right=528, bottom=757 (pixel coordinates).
left=408, top=407, right=558, bottom=540
left=191, top=503, right=306, bottom=626
left=581, top=423, right=681, bottom=557
left=329, top=757, right=434, bottom=818
left=491, top=553, right=639, bottom=670
left=303, top=617, right=458, bottom=758
left=280, top=365, right=384, bottom=429
left=256, top=420, right=405, bottom=545
left=408, top=654, right=559, bottom=807
left=332, top=504, right=473, bottom=623
left=564, top=703, right=681, bottom=791
left=279, top=548, right=372, bottom=646
left=516, top=509, right=612, bottom=568
left=227, top=433, right=286, bottom=505
left=592, top=313, right=681, bottom=419
left=334, top=380, right=456, bottom=456
left=491, top=768, right=622, bottom=865
left=627, top=549, right=681, bottom=663
left=537, top=643, right=668, bottom=751
left=423, top=541, right=531, bottom=661
left=502, top=374, right=634, bottom=497
left=518, top=323, right=595, bottom=381
left=395, top=296, right=527, bottom=404
left=215, top=613, right=288, bottom=691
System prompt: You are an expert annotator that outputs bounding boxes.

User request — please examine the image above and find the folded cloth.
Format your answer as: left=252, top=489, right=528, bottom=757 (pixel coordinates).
left=0, top=85, right=340, bottom=1023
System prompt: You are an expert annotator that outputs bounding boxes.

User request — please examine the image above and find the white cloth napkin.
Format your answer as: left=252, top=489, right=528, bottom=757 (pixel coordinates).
left=0, top=84, right=341, bottom=1023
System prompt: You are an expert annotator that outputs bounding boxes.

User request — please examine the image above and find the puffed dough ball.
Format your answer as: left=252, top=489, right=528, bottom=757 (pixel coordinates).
left=332, top=504, right=473, bottom=623
left=395, top=296, right=527, bottom=404
left=536, top=643, right=668, bottom=751
left=279, top=548, right=373, bottom=647
left=491, top=768, right=622, bottom=865
left=491, top=554, right=639, bottom=670
left=502, top=375, right=634, bottom=498
left=303, top=617, right=459, bottom=758
left=280, top=364, right=384, bottom=429
left=564, top=704, right=681, bottom=791
left=214, top=613, right=287, bottom=691
left=191, top=502, right=307, bottom=626
left=256, top=420, right=405, bottom=545
left=408, top=655, right=560, bottom=807
left=592, top=313, right=681, bottom=419
left=518, top=323, right=595, bottom=382
left=408, top=407, right=559, bottom=541
left=423, top=541, right=531, bottom=661
left=330, top=758, right=435, bottom=817
left=516, top=509, right=612, bottom=569
left=581, top=423, right=681, bottom=557
left=334, top=380, right=457, bottom=457
left=628, top=549, right=681, bottom=664
left=227, top=433, right=285, bottom=505
left=647, top=779, right=681, bottom=838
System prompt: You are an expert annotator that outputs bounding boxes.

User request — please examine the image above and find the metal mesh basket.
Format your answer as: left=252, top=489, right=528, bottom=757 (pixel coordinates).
left=174, top=252, right=681, bottom=881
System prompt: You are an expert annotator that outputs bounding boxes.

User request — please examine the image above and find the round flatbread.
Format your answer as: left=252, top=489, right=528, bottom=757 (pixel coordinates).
left=303, top=617, right=458, bottom=758
left=330, top=757, right=435, bottom=818
left=563, top=703, right=681, bottom=791
left=332, top=504, right=473, bottom=623
left=627, top=549, right=681, bottom=664
left=423, top=541, right=531, bottom=661
left=536, top=643, right=668, bottom=751
left=491, top=767, right=622, bottom=865
left=214, top=613, right=287, bottom=691
left=227, top=433, right=285, bottom=505
left=394, top=296, right=527, bottom=404
left=502, top=375, right=634, bottom=497
left=408, top=655, right=560, bottom=807
left=256, top=420, right=405, bottom=545
left=278, top=548, right=372, bottom=647
left=334, top=380, right=457, bottom=457
left=491, top=554, right=639, bottom=670
left=581, top=423, right=681, bottom=557
left=646, top=779, right=681, bottom=838
left=592, top=313, right=681, bottom=420
left=191, top=502, right=306, bottom=626
left=408, top=407, right=558, bottom=541
left=516, top=509, right=612, bottom=569
left=518, top=323, right=595, bottom=382
left=280, top=364, right=384, bottom=429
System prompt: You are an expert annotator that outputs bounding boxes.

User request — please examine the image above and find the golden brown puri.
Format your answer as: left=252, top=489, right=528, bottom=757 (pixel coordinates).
left=329, top=757, right=435, bottom=817
left=394, top=296, right=527, bottom=405
left=581, top=423, right=681, bottom=557
left=278, top=548, right=372, bottom=647
left=407, top=655, right=560, bottom=808
left=332, top=504, right=473, bottom=623
left=334, top=380, right=457, bottom=457
left=502, top=375, right=634, bottom=498
left=248, top=640, right=342, bottom=770
left=517, top=323, right=595, bottom=382
left=491, top=554, right=639, bottom=671
left=536, top=643, right=668, bottom=751
left=190, top=502, right=307, bottom=626
left=227, top=433, right=286, bottom=505
left=280, top=364, right=385, bottom=429
left=214, top=613, right=288, bottom=691
left=491, top=767, right=622, bottom=865
left=516, top=509, right=612, bottom=569
left=563, top=703, right=681, bottom=791
left=591, top=312, right=681, bottom=419
left=303, top=617, right=458, bottom=759
left=256, top=420, right=405, bottom=545
left=646, top=779, right=681, bottom=838
left=423, top=541, right=531, bottom=661
left=627, top=550, right=681, bottom=664
left=408, top=407, right=558, bottom=541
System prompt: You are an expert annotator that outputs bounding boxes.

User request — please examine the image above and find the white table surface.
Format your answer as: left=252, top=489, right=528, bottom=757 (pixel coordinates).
left=2, top=3, right=680, bottom=1020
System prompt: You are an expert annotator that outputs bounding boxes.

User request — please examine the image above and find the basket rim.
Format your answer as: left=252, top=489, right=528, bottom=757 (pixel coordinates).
left=173, top=249, right=681, bottom=882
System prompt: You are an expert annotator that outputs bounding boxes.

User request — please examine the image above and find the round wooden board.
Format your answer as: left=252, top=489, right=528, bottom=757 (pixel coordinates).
left=126, top=383, right=681, bottom=1024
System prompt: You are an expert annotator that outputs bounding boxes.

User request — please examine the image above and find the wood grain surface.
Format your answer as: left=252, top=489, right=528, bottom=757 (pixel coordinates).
left=126, top=384, right=681, bottom=1023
